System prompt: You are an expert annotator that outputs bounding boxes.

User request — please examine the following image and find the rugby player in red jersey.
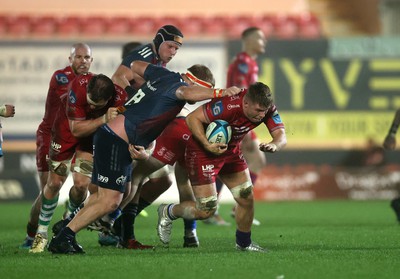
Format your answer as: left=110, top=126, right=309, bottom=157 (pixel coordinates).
left=29, top=73, right=128, bottom=253
left=157, top=82, right=287, bottom=252
left=20, top=43, right=93, bottom=249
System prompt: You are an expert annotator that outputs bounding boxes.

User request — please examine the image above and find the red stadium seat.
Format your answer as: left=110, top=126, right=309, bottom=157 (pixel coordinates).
left=6, top=15, right=32, bottom=37
left=226, top=15, right=255, bottom=39
left=31, top=16, right=57, bottom=37
left=56, top=16, right=81, bottom=36
left=297, top=13, right=322, bottom=38
left=80, top=16, right=107, bottom=36
left=130, top=16, right=157, bottom=36
left=273, top=15, right=299, bottom=39
left=179, top=16, right=204, bottom=37
left=252, top=14, right=276, bottom=37
left=0, top=15, right=8, bottom=36
left=107, top=16, right=132, bottom=36
left=202, top=15, right=226, bottom=37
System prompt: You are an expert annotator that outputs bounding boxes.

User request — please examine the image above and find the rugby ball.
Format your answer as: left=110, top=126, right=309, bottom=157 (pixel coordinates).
left=205, top=120, right=232, bottom=144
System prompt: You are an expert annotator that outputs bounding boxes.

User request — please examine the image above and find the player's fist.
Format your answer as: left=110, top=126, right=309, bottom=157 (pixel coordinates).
left=103, top=107, right=119, bottom=123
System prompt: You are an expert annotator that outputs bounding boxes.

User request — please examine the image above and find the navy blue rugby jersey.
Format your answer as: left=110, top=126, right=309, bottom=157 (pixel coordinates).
left=122, top=64, right=187, bottom=148
left=121, top=43, right=165, bottom=69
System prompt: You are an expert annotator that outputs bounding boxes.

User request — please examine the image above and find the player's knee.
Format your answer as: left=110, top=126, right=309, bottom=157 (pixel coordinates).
left=230, top=181, right=253, bottom=199
left=195, top=195, right=218, bottom=219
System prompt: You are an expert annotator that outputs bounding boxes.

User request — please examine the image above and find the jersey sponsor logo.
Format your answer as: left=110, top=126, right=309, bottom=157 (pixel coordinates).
left=50, top=141, right=62, bottom=151
left=116, top=175, right=127, bottom=185
left=68, top=90, right=76, bottom=104
left=272, top=111, right=282, bottom=124
left=97, top=174, right=109, bottom=183
left=146, top=80, right=157, bottom=92
left=227, top=104, right=240, bottom=110
left=238, top=63, right=249, bottom=74
left=211, top=101, right=223, bottom=116
left=201, top=164, right=215, bottom=177
left=55, top=73, right=69, bottom=85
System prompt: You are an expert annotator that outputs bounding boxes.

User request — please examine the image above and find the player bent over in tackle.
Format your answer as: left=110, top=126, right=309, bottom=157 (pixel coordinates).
left=48, top=61, right=241, bottom=254
left=157, top=82, right=287, bottom=252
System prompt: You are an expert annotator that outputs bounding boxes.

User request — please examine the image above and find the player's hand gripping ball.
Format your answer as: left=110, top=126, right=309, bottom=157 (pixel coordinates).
left=205, top=120, right=232, bottom=144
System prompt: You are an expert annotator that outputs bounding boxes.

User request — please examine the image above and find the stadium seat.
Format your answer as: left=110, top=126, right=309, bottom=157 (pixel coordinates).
left=179, top=16, right=204, bottom=37
left=107, top=16, right=132, bottom=36
left=130, top=16, right=157, bottom=36
left=273, top=15, right=299, bottom=39
left=253, top=14, right=276, bottom=37
left=80, top=16, right=107, bottom=37
left=56, top=16, right=81, bottom=37
left=297, top=13, right=322, bottom=39
left=226, top=15, right=255, bottom=39
left=0, top=15, right=8, bottom=36
left=31, top=16, right=57, bottom=37
left=6, top=15, right=31, bottom=37
left=202, top=15, right=226, bottom=37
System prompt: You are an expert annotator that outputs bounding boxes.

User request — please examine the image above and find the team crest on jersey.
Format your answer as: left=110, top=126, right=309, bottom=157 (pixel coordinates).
left=211, top=101, right=224, bottom=116
left=55, top=73, right=69, bottom=85
left=238, top=63, right=249, bottom=74
left=69, top=90, right=76, bottom=104
left=272, top=111, right=282, bottom=124
left=116, top=175, right=127, bottom=185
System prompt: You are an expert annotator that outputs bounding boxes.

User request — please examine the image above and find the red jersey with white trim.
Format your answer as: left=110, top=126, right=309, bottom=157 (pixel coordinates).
left=38, top=66, right=76, bottom=132
left=66, top=74, right=128, bottom=152
left=226, top=52, right=258, bottom=88
left=203, top=89, right=284, bottom=150
left=36, top=66, right=76, bottom=170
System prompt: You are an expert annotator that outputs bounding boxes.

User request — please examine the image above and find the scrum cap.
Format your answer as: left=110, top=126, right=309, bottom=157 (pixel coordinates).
left=153, top=25, right=183, bottom=55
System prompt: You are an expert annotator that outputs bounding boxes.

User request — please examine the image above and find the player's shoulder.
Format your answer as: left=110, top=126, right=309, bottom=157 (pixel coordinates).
left=52, top=66, right=76, bottom=85
left=124, top=43, right=155, bottom=63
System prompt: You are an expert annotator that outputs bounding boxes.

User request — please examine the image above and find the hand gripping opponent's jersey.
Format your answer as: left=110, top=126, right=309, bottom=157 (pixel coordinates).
left=203, top=89, right=284, bottom=149
left=66, top=74, right=128, bottom=152
left=122, top=64, right=187, bottom=148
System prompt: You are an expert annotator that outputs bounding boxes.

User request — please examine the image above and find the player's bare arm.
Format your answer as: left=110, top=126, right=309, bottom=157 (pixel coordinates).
left=259, top=127, right=287, bottom=153
left=69, top=107, right=118, bottom=138
left=111, top=65, right=134, bottom=89
left=176, top=86, right=242, bottom=103
left=186, top=106, right=228, bottom=155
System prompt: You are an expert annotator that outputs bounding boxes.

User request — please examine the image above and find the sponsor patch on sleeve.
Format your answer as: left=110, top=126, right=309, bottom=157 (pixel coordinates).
left=68, top=90, right=76, bottom=104
left=272, top=111, right=282, bottom=124
left=55, top=73, right=69, bottom=85
left=211, top=101, right=224, bottom=117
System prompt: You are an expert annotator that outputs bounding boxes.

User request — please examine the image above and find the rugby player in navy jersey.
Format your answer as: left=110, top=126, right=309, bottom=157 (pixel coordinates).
left=48, top=61, right=241, bottom=254
left=106, top=26, right=193, bottom=249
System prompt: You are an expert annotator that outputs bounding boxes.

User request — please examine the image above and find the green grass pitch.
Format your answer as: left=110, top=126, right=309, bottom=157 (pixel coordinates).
left=0, top=200, right=399, bottom=279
